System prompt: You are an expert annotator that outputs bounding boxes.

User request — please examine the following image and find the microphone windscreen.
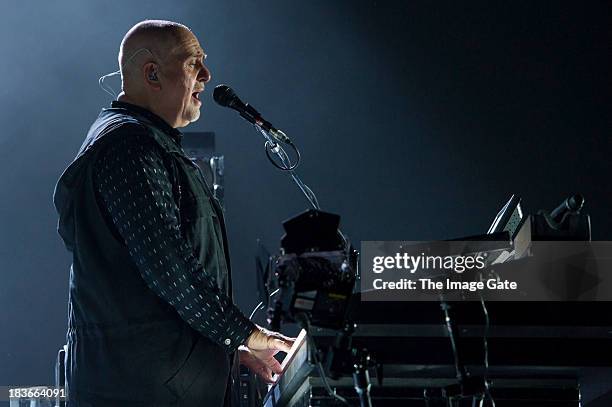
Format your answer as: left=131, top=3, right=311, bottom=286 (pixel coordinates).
left=568, top=194, right=585, bottom=211
left=213, top=84, right=237, bottom=108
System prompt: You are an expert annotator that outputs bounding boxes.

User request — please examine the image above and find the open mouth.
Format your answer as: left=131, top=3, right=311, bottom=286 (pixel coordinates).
left=192, top=91, right=201, bottom=102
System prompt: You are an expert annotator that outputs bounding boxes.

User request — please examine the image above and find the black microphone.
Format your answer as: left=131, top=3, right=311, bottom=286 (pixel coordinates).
left=213, top=84, right=290, bottom=143
left=550, top=194, right=585, bottom=224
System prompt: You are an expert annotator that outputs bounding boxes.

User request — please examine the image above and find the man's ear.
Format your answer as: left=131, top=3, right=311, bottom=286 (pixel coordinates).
left=143, top=62, right=161, bottom=90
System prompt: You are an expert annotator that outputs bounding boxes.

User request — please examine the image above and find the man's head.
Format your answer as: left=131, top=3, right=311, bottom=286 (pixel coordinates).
left=118, top=20, right=211, bottom=128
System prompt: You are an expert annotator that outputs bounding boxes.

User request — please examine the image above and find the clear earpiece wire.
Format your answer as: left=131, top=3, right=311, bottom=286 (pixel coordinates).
left=98, top=70, right=121, bottom=99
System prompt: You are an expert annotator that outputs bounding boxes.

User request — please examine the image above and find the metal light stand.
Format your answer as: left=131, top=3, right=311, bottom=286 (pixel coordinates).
left=209, top=156, right=225, bottom=209
left=352, top=348, right=375, bottom=407
left=439, top=298, right=491, bottom=406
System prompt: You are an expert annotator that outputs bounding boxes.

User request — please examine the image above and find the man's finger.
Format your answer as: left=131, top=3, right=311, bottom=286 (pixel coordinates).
left=271, top=338, right=293, bottom=353
left=276, top=333, right=296, bottom=342
left=261, top=367, right=274, bottom=383
left=266, top=357, right=283, bottom=375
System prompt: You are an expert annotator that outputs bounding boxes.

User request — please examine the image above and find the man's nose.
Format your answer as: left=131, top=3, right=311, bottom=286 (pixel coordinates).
left=198, top=64, right=211, bottom=84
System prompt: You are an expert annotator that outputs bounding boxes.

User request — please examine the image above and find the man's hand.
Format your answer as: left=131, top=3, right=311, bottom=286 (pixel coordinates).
left=246, top=325, right=295, bottom=353
left=241, top=325, right=295, bottom=383
left=238, top=346, right=281, bottom=384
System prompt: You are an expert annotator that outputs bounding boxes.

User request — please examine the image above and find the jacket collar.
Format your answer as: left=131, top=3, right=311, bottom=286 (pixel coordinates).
left=110, top=100, right=183, bottom=145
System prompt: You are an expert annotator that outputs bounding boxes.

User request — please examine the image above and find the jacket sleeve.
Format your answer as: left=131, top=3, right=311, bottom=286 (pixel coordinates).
left=92, top=127, right=255, bottom=353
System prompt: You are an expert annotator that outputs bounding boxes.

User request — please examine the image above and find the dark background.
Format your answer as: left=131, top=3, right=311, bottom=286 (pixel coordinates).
left=0, top=0, right=610, bottom=400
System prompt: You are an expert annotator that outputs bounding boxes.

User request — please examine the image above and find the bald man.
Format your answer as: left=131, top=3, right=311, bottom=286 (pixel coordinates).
left=54, top=20, right=293, bottom=407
